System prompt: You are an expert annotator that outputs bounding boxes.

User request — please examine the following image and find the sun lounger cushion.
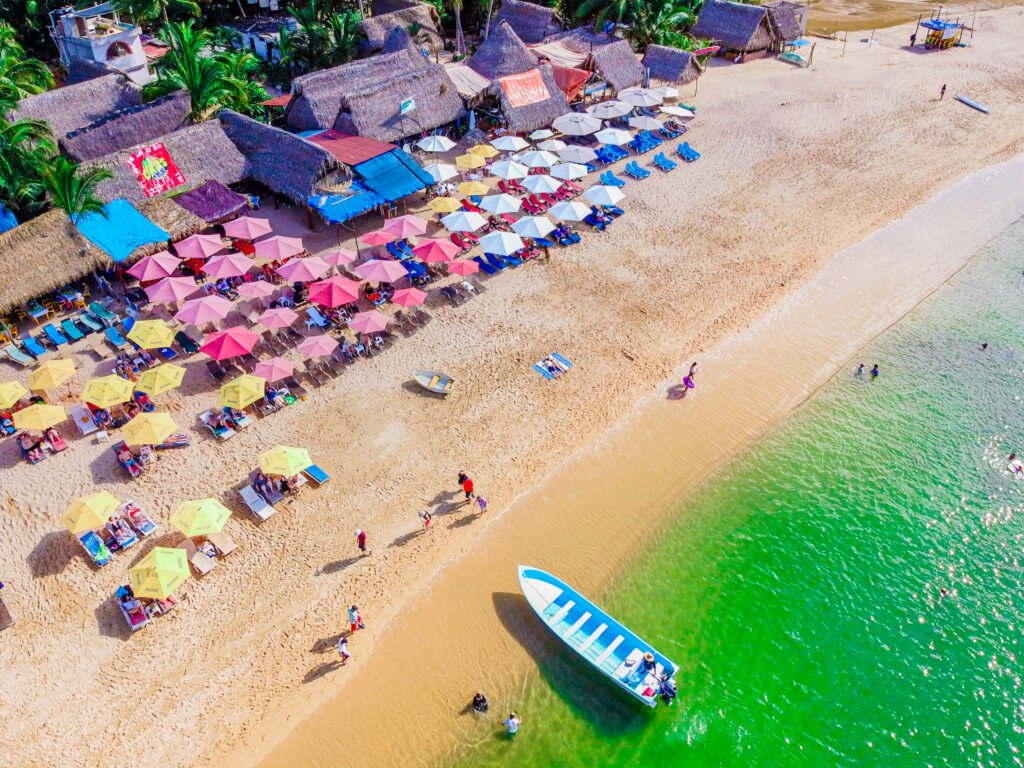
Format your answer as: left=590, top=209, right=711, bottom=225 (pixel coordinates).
left=303, top=464, right=330, bottom=486
left=3, top=344, right=33, bottom=366
left=60, top=319, right=84, bottom=341
left=79, top=531, right=112, bottom=567
left=22, top=337, right=47, bottom=357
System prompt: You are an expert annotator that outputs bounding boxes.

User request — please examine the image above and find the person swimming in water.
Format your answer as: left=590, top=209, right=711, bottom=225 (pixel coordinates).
left=1009, top=453, right=1023, bottom=474
left=472, top=692, right=489, bottom=714
left=855, top=363, right=864, bottom=377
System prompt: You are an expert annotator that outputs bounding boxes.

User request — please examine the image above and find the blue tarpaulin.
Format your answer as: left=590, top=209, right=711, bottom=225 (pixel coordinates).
left=392, top=149, right=435, bottom=188
left=309, top=182, right=385, bottom=224
left=353, top=150, right=430, bottom=203
left=0, top=203, right=17, bottom=235
left=75, top=198, right=169, bottom=263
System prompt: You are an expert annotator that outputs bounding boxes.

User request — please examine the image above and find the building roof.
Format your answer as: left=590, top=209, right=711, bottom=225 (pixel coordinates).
left=11, top=73, right=141, bottom=141
left=765, top=4, right=803, bottom=41
left=469, top=21, right=538, bottom=80
left=307, top=130, right=396, bottom=166
left=690, top=1, right=771, bottom=51
left=357, top=4, right=444, bottom=55
left=545, top=27, right=645, bottom=92
left=492, top=0, right=563, bottom=44
left=640, top=45, right=702, bottom=86
left=64, top=58, right=116, bottom=84
left=60, top=90, right=190, bottom=162
left=493, top=65, right=570, bottom=134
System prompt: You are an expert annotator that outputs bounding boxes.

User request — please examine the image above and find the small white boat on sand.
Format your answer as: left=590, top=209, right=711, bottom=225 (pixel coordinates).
left=413, top=370, right=454, bottom=395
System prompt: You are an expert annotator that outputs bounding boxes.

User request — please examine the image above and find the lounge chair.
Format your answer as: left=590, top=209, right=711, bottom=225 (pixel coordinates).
left=301, top=362, right=327, bottom=386
left=678, top=142, right=701, bottom=162
left=305, top=306, right=330, bottom=330
left=85, top=335, right=113, bottom=360
left=112, top=440, right=143, bottom=479
left=115, top=586, right=149, bottom=631
left=500, top=252, right=523, bottom=268
left=70, top=404, right=98, bottom=435
left=174, top=331, right=200, bottom=356
left=156, top=345, right=179, bottom=361
left=282, top=376, right=309, bottom=399
left=224, top=407, right=253, bottom=429
left=200, top=409, right=235, bottom=440
left=254, top=397, right=277, bottom=418
left=42, top=323, right=69, bottom=347
left=240, top=485, right=276, bottom=522
left=322, top=356, right=346, bottom=377
left=303, top=464, right=330, bottom=486
left=282, top=326, right=304, bottom=346
left=205, top=361, right=228, bottom=385
left=60, top=319, right=85, bottom=342
left=2, top=344, right=33, bottom=367
left=104, top=327, right=130, bottom=351
left=413, top=308, right=431, bottom=326
left=653, top=152, right=678, bottom=172
left=206, top=530, right=238, bottom=557
left=79, top=530, right=113, bottom=567
left=88, top=301, right=118, bottom=327
left=261, top=330, right=286, bottom=355
left=178, top=538, right=217, bottom=576
left=76, top=312, right=103, bottom=333
left=22, top=336, right=48, bottom=358
left=484, top=254, right=508, bottom=271
left=441, top=286, right=463, bottom=307
left=121, top=500, right=157, bottom=536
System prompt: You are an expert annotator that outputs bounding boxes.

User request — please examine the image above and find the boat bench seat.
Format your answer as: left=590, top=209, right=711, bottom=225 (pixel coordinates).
left=578, top=623, right=608, bottom=654
left=562, top=611, right=591, bottom=640
left=594, top=635, right=624, bottom=669
left=547, top=600, right=575, bottom=625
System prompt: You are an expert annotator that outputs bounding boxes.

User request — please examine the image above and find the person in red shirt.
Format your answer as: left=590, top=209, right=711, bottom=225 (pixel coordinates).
left=458, top=471, right=474, bottom=501
left=354, top=528, right=368, bottom=555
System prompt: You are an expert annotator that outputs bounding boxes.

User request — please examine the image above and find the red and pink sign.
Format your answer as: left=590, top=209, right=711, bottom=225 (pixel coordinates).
left=126, top=142, right=185, bottom=198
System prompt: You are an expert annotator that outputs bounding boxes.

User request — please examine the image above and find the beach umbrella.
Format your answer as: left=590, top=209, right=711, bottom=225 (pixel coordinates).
left=412, top=238, right=461, bottom=263
left=519, top=149, right=559, bottom=169
left=489, top=160, right=530, bottom=180
left=618, top=87, right=663, bottom=107
left=455, top=153, right=486, bottom=170
left=219, top=374, right=266, bottom=409
left=200, top=326, right=259, bottom=360
left=258, top=306, right=299, bottom=329
left=122, top=412, right=177, bottom=446
left=391, top=287, right=427, bottom=307
left=276, top=256, right=329, bottom=282
left=259, top=445, right=312, bottom=477
left=594, top=128, right=633, bottom=146
left=254, top=236, right=305, bottom=261
left=629, top=115, right=664, bottom=131
left=81, top=375, right=134, bottom=408
left=441, top=210, right=487, bottom=232
left=349, top=310, right=389, bottom=334
left=361, top=230, right=397, bottom=247
left=130, top=547, right=189, bottom=600
left=126, top=319, right=174, bottom=349
left=548, top=201, right=591, bottom=222
left=653, top=85, right=679, bottom=99
left=479, top=193, right=522, bottom=215
left=236, top=281, right=277, bottom=301
left=354, top=259, right=409, bottom=283
left=127, top=251, right=179, bottom=281
left=63, top=491, right=120, bottom=534
left=457, top=180, right=489, bottom=197
left=254, top=357, right=295, bottom=383
left=550, top=162, right=588, bottom=181
left=660, top=105, right=695, bottom=119
left=537, top=139, right=568, bottom=151
left=512, top=216, right=556, bottom=239
left=428, top=197, right=462, bottom=213
left=171, top=498, right=232, bottom=537
left=202, top=252, right=256, bottom=280
left=135, top=364, right=186, bottom=396
left=520, top=175, right=561, bottom=194
left=28, top=359, right=76, bottom=391
left=0, top=381, right=27, bottom=409
left=584, top=185, right=625, bottom=206
left=322, top=249, right=358, bottom=267
left=469, top=144, right=499, bottom=158
left=557, top=146, right=598, bottom=164
left=490, top=136, right=529, bottom=152
left=14, top=403, right=66, bottom=431
left=552, top=113, right=601, bottom=136
left=175, top=294, right=233, bottom=325
left=146, top=276, right=200, bottom=304
left=479, top=231, right=524, bottom=256
left=447, top=259, right=480, bottom=276
left=298, top=334, right=338, bottom=358
left=529, top=128, right=554, bottom=140
left=423, top=163, right=458, bottom=183
left=308, top=276, right=360, bottom=307
left=223, top=217, right=273, bottom=240
left=382, top=214, right=429, bottom=239
left=586, top=100, right=632, bottom=119
left=175, top=233, right=225, bottom=260
left=417, top=135, right=455, bottom=152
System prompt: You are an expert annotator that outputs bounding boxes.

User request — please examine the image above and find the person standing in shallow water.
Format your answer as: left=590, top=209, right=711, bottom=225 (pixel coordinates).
left=870, top=364, right=879, bottom=379
left=503, top=711, right=521, bottom=736
left=855, top=363, right=864, bottom=377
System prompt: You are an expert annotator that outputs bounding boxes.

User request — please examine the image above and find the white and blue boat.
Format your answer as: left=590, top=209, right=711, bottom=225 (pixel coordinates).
left=518, top=565, right=678, bottom=707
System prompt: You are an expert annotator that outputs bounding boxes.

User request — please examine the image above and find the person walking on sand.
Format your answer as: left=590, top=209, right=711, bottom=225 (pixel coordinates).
left=689, top=361, right=698, bottom=379
left=940, top=84, right=947, bottom=100
left=348, top=604, right=365, bottom=633
left=476, top=495, right=488, bottom=515
left=870, top=364, right=880, bottom=379
left=503, top=711, right=522, bottom=736
left=337, top=636, right=351, bottom=664
left=680, top=373, right=695, bottom=398
left=419, top=509, right=432, bottom=528
left=458, top=471, right=475, bottom=501
left=354, top=528, right=368, bottom=555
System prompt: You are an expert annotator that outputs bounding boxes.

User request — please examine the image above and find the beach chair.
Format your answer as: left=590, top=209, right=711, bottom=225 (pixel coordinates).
left=240, top=485, right=276, bottom=522
left=85, top=334, right=113, bottom=360
left=2, top=343, right=33, bottom=367
left=200, top=409, right=235, bottom=440
left=69, top=405, right=98, bottom=435
left=501, top=252, right=523, bottom=268
left=653, top=152, right=677, bottom=172
left=174, top=331, right=200, bottom=356
left=178, top=538, right=217, bottom=576
left=87, top=301, right=118, bottom=327
left=303, top=464, right=330, bottom=486
left=79, top=530, right=113, bottom=567
left=206, top=530, right=238, bottom=557
left=225, top=407, right=253, bottom=429
left=253, top=397, right=277, bottom=418
left=677, top=142, right=701, bottom=162
left=412, top=308, right=431, bottom=326
left=104, top=327, right=130, bottom=351
left=260, top=330, right=286, bottom=355
left=115, top=586, right=149, bottom=631
left=60, top=319, right=84, bottom=342
left=300, top=362, right=327, bottom=386
left=22, top=336, right=48, bottom=358
left=156, top=345, right=179, bottom=361
left=440, top=286, right=462, bottom=307
left=122, top=500, right=158, bottom=536
left=472, top=256, right=498, bottom=276
left=306, top=306, right=330, bottom=330
left=205, top=361, right=228, bottom=385
left=76, top=312, right=102, bottom=333
left=112, top=441, right=143, bottom=479
left=283, top=376, right=308, bottom=400
left=282, top=325, right=304, bottom=346
left=484, top=254, right=508, bottom=272
left=42, top=323, right=69, bottom=347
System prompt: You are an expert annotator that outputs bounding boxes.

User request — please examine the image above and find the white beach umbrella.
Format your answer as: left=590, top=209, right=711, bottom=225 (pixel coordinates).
left=653, top=85, right=679, bottom=99
left=490, top=135, right=529, bottom=152
left=628, top=115, right=664, bottom=131
left=511, top=216, right=556, bottom=239
left=417, top=135, right=456, bottom=152
left=584, top=185, right=625, bottom=206
left=557, top=146, right=598, bottom=164
left=617, top=87, right=663, bottom=108
left=660, top=105, right=695, bottom=119
left=594, top=128, right=633, bottom=146
left=479, top=193, right=522, bottom=215
left=519, top=149, right=559, bottom=169
left=440, top=210, right=488, bottom=232
left=479, top=231, right=525, bottom=256
left=548, top=201, right=591, bottom=222
left=551, top=113, right=602, bottom=136
left=537, top=139, right=567, bottom=151
left=423, top=163, right=458, bottom=183
left=529, top=128, right=554, bottom=140
left=489, top=160, right=530, bottom=180
left=520, top=175, right=562, bottom=194
left=550, top=162, right=588, bottom=181
left=586, top=100, right=632, bottom=119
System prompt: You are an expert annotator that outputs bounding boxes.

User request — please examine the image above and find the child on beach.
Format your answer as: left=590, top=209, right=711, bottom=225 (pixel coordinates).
left=855, top=363, right=864, bottom=377
left=476, top=496, right=488, bottom=515
left=354, top=529, right=368, bottom=555
left=348, top=605, right=364, bottom=633
left=337, top=637, right=350, bottom=664
left=458, top=472, right=475, bottom=500
left=419, top=509, right=432, bottom=528
left=870, top=364, right=880, bottom=379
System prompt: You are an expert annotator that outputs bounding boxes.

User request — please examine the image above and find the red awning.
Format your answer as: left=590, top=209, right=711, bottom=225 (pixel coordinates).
left=307, top=129, right=396, bottom=166
left=261, top=93, right=293, bottom=108
left=499, top=69, right=551, bottom=108
left=551, top=66, right=591, bottom=102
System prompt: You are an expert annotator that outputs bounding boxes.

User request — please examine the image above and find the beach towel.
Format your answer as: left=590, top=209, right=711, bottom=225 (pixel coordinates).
left=533, top=353, right=573, bottom=380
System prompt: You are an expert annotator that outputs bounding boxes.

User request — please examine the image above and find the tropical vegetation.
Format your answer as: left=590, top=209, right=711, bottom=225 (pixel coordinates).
left=113, top=0, right=201, bottom=26
left=278, top=0, right=363, bottom=76
left=31, top=157, right=115, bottom=222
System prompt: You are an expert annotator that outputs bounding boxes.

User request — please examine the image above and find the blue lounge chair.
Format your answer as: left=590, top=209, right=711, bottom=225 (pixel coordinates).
left=79, top=531, right=113, bottom=567
left=484, top=254, right=508, bottom=271
left=87, top=301, right=118, bottom=327
left=306, top=306, right=329, bottom=329
left=43, top=324, right=68, bottom=346
left=583, top=214, right=606, bottom=232
left=678, top=142, right=701, bottom=162
left=156, top=345, right=179, bottom=361
left=472, top=256, right=498, bottom=275
left=403, top=260, right=427, bottom=279
left=653, top=153, right=677, bottom=172
left=501, top=253, right=523, bottom=268
left=303, top=464, right=330, bottom=486
left=601, top=171, right=626, bottom=188
left=3, top=344, right=33, bottom=367
left=623, top=162, right=644, bottom=180
left=76, top=312, right=102, bottom=333
left=60, top=319, right=84, bottom=341
left=104, top=327, right=129, bottom=350
left=385, top=242, right=404, bottom=260
left=535, top=237, right=556, bottom=249
left=22, top=336, right=47, bottom=358
left=174, top=331, right=200, bottom=356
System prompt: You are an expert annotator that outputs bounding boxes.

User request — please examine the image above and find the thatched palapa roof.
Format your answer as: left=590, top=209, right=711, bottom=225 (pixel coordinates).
left=61, top=91, right=190, bottom=162
left=493, top=65, right=569, bottom=134
left=64, top=58, right=116, bottom=85
left=641, top=45, right=702, bottom=86
left=371, top=0, right=419, bottom=14
left=491, top=0, right=562, bottom=44
left=765, top=2, right=803, bottom=43
left=546, top=27, right=644, bottom=92
left=690, top=1, right=773, bottom=52
left=469, top=21, right=538, bottom=80
left=11, top=73, right=142, bottom=141
left=358, top=4, right=443, bottom=56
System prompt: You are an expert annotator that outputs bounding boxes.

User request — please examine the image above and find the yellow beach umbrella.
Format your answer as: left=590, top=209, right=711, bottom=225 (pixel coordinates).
left=81, top=375, right=134, bottom=409
left=427, top=197, right=462, bottom=213
left=171, top=498, right=233, bottom=537
left=62, top=491, right=120, bottom=534
left=130, top=547, right=189, bottom=600
left=121, top=412, right=177, bottom=446
left=135, top=363, right=186, bottom=396
left=27, top=358, right=76, bottom=391
left=469, top=144, right=499, bottom=158
left=126, top=319, right=175, bottom=349
left=0, top=381, right=27, bottom=409
left=259, top=445, right=313, bottom=477
left=455, top=153, right=486, bottom=170
left=13, top=403, right=66, bottom=431
left=457, top=180, right=489, bottom=197
left=219, top=374, right=266, bottom=410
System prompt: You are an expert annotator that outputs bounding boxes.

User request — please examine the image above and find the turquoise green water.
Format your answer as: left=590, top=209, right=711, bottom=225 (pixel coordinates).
left=452, top=218, right=1024, bottom=767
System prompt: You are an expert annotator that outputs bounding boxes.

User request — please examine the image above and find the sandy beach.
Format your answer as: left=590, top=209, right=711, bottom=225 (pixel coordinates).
left=2, top=10, right=1024, bottom=768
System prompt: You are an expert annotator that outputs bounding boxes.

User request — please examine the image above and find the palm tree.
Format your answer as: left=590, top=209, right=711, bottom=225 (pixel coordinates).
left=214, top=50, right=269, bottom=117
left=0, top=114, right=54, bottom=219
left=0, top=22, right=54, bottom=103
left=575, top=0, right=629, bottom=31
left=36, top=157, right=114, bottom=222
left=627, top=0, right=701, bottom=48
left=145, top=21, right=231, bottom=121
left=325, top=12, right=361, bottom=65
left=450, top=0, right=466, bottom=56
left=112, top=0, right=199, bottom=26
left=279, top=4, right=363, bottom=75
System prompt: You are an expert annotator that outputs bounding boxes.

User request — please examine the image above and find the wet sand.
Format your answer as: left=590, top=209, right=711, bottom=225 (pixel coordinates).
left=807, top=0, right=1021, bottom=33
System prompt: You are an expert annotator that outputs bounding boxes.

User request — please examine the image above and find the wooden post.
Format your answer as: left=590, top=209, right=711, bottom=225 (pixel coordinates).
left=305, top=206, right=313, bottom=230
left=842, top=31, right=847, bottom=57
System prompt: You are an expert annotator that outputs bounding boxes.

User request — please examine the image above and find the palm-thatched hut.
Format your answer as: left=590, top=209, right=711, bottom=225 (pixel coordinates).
left=489, top=64, right=569, bottom=134
left=545, top=27, right=644, bottom=92
left=64, top=58, right=115, bottom=85
left=690, top=1, right=774, bottom=55
left=765, top=1, right=806, bottom=48
left=469, top=21, right=538, bottom=80
left=357, top=4, right=444, bottom=56
left=10, top=73, right=142, bottom=141
left=490, top=0, right=562, bottom=44
left=61, top=90, right=190, bottom=162
left=641, top=45, right=703, bottom=86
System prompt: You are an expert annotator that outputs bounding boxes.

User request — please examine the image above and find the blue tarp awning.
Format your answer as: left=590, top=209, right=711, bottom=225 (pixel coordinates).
left=0, top=203, right=17, bottom=235
left=75, top=198, right=169, bottom=263
left=352, top=150, right=430, bottom=203
left=921, top=19, right=962, bottom=30
left=309, top=182, right=386, bottom=224
left=392, top=148, right=435, bottom=188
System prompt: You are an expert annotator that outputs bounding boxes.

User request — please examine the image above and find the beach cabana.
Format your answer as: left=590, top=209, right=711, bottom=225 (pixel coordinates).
left=641, top=45, right=703, bottom=86
left=491, top=66, right=572, bottom=134
left=59, top=90, right=190, bottom=162
left=765, top=1, right=806, bottom=50
left=690, top=1, right=774, bottom=57
left=489, top=0, right=563, bottom=43
left=543, top=27, right=645, bottom=93
left=357, top=3, right=444, bottom=56
left=10, top=72, right=141, bottom=145
left=469, top=21, right=539, bottom=80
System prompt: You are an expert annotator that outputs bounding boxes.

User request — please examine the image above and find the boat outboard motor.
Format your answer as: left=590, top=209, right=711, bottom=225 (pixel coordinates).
left=659, top=676, right=678, bottom=704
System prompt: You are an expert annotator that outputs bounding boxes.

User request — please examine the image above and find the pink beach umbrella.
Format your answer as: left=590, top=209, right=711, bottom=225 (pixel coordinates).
left=276, top=256, right=329, bottom=283
left=354, top=259, right=409, bottom=283
left=412, top=238, right=460, bottom=263
left=236, top=281, right=277, bottom=301
left=127, top=251, right=179, bottom=281
left=349, top=310, right=389, bottom=334
left=254, top=357, right=295, bottom=383
left=145, top=276, right=200, bottom=304
left=361, top=230, right=397, bottom=246
left=200, top=326, right=260, bottom=360
left=223, top=217, right=273, bottom=240
left=174, top=295, right=233, bottom=325
left=298, top=334, right=338, bottom=358
left=447, top=259, right=480, bottom=276
left=258, top=307, right=299, bottom=329
left=202, top=252, right=256, bottom=280
left=382, top=215, right=429, bottom=239
left=175, top=233, right=225, bottom=260
left=390, top=287, right=426, bottom=307
left=254, top=236, right=305, bottom=261
left=323, top=249, right=358, bottom=268
left=308, top=276, right=360, bottom=308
